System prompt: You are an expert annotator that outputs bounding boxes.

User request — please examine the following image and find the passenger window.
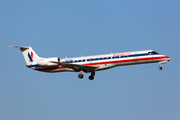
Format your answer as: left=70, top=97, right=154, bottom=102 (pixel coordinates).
left=90, top=58, right=94, bottom=61
left=95, top=58, right=98, bottom=61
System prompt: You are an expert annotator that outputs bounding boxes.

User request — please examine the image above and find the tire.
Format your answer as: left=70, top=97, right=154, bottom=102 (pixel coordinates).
left=158, top=67, right=162, bottom=70
left=78, top=74, right=83, bottom=79
left=89, top=76, right=94, bottom=80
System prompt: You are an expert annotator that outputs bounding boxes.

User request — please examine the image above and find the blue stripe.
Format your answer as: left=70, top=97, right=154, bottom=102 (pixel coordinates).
left=60, top=52, right=159, bottom=63
left=138, top=53, right=148, bottom=56
left=28, top=53, right=33, bottom=62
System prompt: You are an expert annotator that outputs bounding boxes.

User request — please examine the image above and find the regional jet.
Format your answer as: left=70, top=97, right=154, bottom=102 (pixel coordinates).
left=11, top=46, right=171, bottom=80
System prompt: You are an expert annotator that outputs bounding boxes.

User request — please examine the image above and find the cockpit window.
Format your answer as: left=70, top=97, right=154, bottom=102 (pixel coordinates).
left=152, top=51, right=159, bottom=54
left=148, top=51, right=159, bottom=55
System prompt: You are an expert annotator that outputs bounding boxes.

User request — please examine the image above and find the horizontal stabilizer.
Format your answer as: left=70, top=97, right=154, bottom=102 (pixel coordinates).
left=10, top=46, right=30, bottom=52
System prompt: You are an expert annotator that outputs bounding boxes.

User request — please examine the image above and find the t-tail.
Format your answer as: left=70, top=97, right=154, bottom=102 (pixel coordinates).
left=11, top=46, right=41, bottom=66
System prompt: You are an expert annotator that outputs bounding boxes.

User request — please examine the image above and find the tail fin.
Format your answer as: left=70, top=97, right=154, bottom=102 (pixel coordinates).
left=11, top=46, right=41, bottom=65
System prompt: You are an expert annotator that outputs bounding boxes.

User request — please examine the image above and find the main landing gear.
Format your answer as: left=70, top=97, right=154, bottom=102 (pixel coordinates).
left=78, top=71, right=95, bottom=80
left=78, top=71, right=84, bottom=79
left=78, top=74, right=84, bottom=79
left=89, top=72, right=95, bottom=80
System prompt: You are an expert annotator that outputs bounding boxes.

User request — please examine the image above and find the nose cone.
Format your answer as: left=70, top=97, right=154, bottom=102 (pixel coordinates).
left=166, top=56, right=171, bottom=61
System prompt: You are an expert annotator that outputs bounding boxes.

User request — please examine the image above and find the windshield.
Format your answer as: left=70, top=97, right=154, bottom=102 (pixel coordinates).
left=148, top=51, right=159, bottom=55
left=152, top=51, right=159, bottom=54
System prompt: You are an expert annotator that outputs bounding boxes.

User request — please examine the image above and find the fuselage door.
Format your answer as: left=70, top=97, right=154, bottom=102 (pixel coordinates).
left=134, top=54, right=138, bottom=63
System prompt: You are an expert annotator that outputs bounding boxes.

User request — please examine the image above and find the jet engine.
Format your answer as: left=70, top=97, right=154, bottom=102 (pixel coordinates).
left=36, top=57, right=60, bottom=67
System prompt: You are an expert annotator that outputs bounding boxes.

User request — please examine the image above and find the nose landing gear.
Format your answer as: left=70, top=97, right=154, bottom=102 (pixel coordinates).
left=158, top=66, right=162, bottom=70
left=158, top=60, right=170, bottom=70
left=158, top=62, right=163, bottom=70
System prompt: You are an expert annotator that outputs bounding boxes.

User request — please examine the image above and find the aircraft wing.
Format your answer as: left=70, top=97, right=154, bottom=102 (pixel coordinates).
left=51, top=61, right=98, bottom=71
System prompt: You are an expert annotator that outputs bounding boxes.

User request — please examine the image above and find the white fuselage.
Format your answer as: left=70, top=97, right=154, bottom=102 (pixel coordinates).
left=30, top=50, right=171, bottom=73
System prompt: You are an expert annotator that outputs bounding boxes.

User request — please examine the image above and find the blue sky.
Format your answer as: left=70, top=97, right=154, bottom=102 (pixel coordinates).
left=0, top=0, right=180, bottom=120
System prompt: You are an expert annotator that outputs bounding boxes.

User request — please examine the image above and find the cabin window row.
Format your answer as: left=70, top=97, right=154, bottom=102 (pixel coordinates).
left=64, top=55, right=132, bottom=63
left=63, top=52, right=159, bottom=63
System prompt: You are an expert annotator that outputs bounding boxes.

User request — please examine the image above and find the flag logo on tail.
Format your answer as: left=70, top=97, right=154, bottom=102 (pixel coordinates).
left=28, top=52, right=33, bottom=62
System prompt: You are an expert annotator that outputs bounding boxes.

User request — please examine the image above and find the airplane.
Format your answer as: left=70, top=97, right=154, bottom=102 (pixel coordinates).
left=11, top=46, right=171, bottom=80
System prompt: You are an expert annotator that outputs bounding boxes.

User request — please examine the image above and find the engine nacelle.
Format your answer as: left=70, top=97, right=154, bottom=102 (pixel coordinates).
left=36, top=57, right=60, bottom=67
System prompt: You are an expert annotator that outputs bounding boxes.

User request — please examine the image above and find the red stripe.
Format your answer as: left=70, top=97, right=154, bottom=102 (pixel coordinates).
left=36, top=56, right=170, bottom=71
left=29, top=52, right=34, bottom=62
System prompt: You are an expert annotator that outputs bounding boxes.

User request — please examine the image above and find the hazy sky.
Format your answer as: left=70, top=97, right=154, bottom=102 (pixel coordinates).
left=0, top=0, right=180, bottom=120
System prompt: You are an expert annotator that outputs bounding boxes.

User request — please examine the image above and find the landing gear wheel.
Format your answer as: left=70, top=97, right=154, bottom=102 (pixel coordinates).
left=89, top=76, right=94, bottom=80
left=78, top=74, right=83, bottom=79
left=158, top=66, right=162, bottom=70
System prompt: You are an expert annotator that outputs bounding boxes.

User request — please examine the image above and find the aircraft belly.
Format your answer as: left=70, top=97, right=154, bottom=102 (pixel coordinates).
left=96, top=64, right=116, bottom=71
left=35, top=67, right=74, bottom=73
left=45, top=68, right=74, bottom=73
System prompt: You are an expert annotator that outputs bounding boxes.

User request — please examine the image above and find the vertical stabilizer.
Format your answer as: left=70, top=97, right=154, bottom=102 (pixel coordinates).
left=11, top=46, right=40, bottom=65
